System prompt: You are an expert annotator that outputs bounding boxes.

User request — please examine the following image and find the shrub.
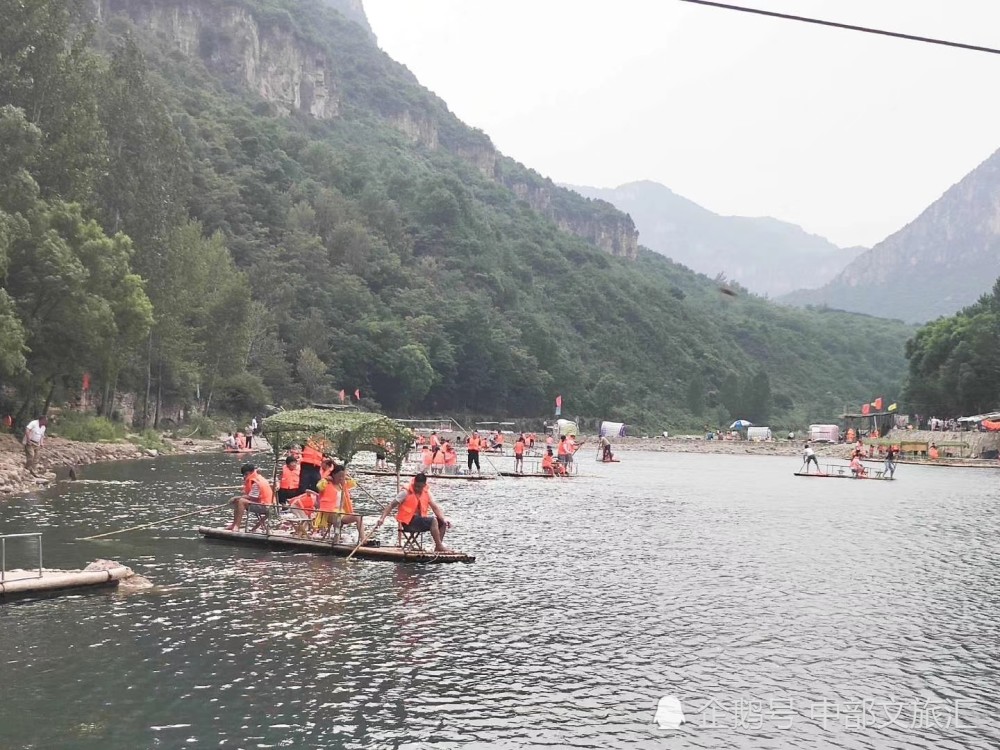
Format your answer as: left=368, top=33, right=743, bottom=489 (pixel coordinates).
left=49, top=414, right=125, bottom=443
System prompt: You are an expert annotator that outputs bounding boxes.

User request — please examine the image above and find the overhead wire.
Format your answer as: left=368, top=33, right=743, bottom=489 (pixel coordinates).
left=678, top=0, right=1000, bottom=56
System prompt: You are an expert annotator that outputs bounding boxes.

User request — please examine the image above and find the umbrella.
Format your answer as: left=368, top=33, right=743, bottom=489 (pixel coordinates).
left=730, top=420, right=753, bottom=429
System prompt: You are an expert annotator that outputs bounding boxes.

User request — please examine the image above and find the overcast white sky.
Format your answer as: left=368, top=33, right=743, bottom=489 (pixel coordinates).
left=363, top=0, right=1000, bottom=248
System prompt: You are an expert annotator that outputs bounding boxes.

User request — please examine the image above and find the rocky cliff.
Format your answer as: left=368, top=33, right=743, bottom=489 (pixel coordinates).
left=98, top=0, right=637, bottom=260
left=780, top=148, right=1000, bottom=322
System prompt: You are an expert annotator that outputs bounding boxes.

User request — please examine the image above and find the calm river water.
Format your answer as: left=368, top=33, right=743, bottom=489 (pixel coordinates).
left=1, top=450, right=999, bottom=749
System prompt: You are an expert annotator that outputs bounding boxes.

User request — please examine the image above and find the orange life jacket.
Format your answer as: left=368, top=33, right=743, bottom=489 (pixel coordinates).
left=289, top=493, right=316, bottom=513
left=430, top=435, right=439, bottom=447
left=542, top=454, right=553, bottom=469
left=557, top=440, right=568, bottom=456
left=397, top=484, right=431, bottom=525
left=243, top=471, right=274, bottom=505
left=340, top=484, right=353, bottom=514
left=301, top=439, right=324, bottom=467
left=444, top=448, right=457, bottom=466
left=514, top=439, right=525, bottom=456
left=279, top=465, right=300, bottom=490
left=496, top=433, right=504, bottom=445
left=432, top=449, right=445, bottom=465
left=467, top=436, right=480, bottom=451
left=318, top=480, right=339, bottom=513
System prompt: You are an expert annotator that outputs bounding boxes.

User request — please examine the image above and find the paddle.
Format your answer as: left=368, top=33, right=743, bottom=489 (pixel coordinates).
left=78, top=501, right=230, bottom=541
left=346, top=514, right=388, bottom=562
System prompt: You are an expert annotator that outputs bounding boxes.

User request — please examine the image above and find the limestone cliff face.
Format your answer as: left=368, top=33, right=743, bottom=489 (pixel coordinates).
left=102, top=0, right=339, bottom=119
left=781, top=148, right=1000, bottom=322
left=101, top=0, right=638, bottom=260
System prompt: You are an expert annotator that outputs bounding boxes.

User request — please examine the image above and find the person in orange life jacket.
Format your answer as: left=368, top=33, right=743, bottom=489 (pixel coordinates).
left=421, top=445, right=433, bottom=470
left=443, top=441, right=457, bottom=474
left=430, top=431, right=440, bottom=449
left=513, top=434, right=526, bottom=474
left=277, top=454, right=301, bottom=506
left=297, top=437, right=325, bottom=494
left=466, top=431, right=482, bottom=473
left=542, top=448, right=565, bottom=477
left=332, top=465, right=364, bottom=543
left=228, top=463, right=274, bottom=531
left=431, top=445, right=445, bottom=475
left=286, top=491, right=316, bottom=537
left=311, top=460, right=342, bottom=538
left=377, top=472, right=451, bottom=552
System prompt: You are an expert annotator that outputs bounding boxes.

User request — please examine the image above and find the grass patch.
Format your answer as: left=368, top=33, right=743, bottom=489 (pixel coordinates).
left=128, top=428, right=172, bottom=453
left=49, top=414, right=125, bottom=443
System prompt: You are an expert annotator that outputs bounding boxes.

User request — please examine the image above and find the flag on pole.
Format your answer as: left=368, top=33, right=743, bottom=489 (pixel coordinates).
left=82, top=372, right=91, bottom=392
left=338, top=389, right=345, bottom=404
left=354, top=388, right=361, bottom=401
left=555, top=394, right=562, bottom=416
left=861, top=403, right=870, bottom=416
left=888, top=402, right=898, bottom=412
left=872, top=397, right=883, bottom=411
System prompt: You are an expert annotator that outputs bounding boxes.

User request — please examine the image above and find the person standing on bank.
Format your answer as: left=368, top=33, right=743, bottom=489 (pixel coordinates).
left=23, top=416, right=47, bottom=474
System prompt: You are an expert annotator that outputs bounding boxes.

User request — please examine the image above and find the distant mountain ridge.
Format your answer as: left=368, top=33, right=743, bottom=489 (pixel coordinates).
left=780, top=148, right=1000, bottom=323
left=567, top=181, right=863, bottom=297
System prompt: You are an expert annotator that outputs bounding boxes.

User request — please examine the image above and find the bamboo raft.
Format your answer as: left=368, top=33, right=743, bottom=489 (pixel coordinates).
left=198, top=526, right=475, bottom=563
left=498, top=471, right=570, bottom=478
left=793, top=471, right=894, bottom=481
left=864, top=457, right=1000, bottom=469
left=349, top=468, right=497, bottom=481
left=1, top=565, right=134, bottom=600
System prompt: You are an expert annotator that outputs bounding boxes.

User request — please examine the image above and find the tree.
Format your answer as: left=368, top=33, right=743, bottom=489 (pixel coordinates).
left=296, top=348, right=331, bottom=402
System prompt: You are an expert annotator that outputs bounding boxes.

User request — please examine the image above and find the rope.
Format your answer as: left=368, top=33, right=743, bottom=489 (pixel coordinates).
left=679, top=0, right=1000, bottom=56
left=78, top=501, right=230, bottom=540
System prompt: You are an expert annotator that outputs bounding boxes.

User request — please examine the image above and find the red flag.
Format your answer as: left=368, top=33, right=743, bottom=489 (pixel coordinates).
left=338, top=389, right=345, bottom=404
left=82, top=372, right=91, bottom=392
left=872, top=397, right=883, bottom=411
left=861, top=403, right=870, bottom=415
left=354, top=389, right=361, bottom=401
left=555, top=395, right=562, bottom=408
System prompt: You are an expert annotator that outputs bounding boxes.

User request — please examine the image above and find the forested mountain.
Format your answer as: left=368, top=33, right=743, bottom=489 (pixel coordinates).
left=569, top=181, right=863, bottom=298
left=781, top=148, right=1000, bottom=323
left=0, top=0, right=913, bottom=432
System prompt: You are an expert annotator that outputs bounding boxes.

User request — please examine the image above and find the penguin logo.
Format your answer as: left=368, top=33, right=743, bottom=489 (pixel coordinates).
left=654, top=695, right=685, bottom=729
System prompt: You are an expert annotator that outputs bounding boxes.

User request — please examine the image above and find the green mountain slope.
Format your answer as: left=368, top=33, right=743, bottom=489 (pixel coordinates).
left=568, top=181, right=864, bottom=298
left=0, top=0, right=913, bottom=431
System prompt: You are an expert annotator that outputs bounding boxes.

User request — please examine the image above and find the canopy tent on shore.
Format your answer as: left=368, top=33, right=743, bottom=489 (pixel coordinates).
left=261, top=409, right=413, bottom=479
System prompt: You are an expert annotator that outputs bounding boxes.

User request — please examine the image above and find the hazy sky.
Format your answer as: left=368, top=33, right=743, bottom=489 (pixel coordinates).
left=363, top=0, right=1000, bottom=248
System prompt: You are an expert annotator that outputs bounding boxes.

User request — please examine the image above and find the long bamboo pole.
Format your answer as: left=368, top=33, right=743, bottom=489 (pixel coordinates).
left=77, top=501, right=230, bottom=541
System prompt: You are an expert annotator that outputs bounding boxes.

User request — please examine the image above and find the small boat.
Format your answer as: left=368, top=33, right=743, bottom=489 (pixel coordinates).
left=198, top=526, right=475, bottom=563
left=349, top=468, right=497, bottom=481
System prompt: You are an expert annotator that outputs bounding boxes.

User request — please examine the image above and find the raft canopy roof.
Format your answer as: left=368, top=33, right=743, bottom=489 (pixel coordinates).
left=261, top=409, right=413, bottom=469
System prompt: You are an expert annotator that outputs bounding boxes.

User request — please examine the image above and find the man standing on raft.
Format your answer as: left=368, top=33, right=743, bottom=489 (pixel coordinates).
left=802, top=441, right=821, bottom=474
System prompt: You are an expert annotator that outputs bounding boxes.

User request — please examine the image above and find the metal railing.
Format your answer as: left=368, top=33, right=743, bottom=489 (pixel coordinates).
left=1, top=532, right=43, bottom=582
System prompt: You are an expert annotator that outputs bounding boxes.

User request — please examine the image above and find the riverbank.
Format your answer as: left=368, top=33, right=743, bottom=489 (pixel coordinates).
left=0, top=433, right=222, bottom=496
left=613, top=435, right=856, bottom=459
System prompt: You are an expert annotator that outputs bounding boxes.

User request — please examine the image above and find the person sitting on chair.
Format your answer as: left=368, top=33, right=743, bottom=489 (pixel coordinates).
left=850, top=452, right=867, bottom=478
left=228, top=463, right=274, bottom=531
left=377, top=472, right=450, bottom=552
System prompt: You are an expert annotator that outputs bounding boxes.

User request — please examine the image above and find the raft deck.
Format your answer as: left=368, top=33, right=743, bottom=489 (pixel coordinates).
left=350, top=469, right=496, bottom=481
left=793, top=471, right=894, bottom=481
left=1, top=566, right=133, bottom=600
left=198, top=526, right=476, bottom=563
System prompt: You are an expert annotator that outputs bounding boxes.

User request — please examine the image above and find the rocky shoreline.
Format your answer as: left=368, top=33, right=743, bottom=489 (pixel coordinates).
left=614, top=435, right=857, bottom=459
left=0, top=433, right=222, bottom=497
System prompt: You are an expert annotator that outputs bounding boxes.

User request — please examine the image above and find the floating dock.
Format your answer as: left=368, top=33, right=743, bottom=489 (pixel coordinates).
left=1, top=565, right=134, bottom=600
left=198, top=526, right=476, bottom=563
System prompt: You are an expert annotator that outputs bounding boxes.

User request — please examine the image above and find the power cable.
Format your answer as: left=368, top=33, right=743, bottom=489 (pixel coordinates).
left=678, top=0, right=1000, bottom=56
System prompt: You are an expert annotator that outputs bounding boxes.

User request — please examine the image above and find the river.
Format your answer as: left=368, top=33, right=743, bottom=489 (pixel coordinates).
left=1, top=450, right=998, bottom=749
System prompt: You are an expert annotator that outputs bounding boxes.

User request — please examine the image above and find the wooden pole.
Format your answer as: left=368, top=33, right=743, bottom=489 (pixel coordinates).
left=346, top=514, right=389, bottom=562
left=77, top=501, right=230, bottom=541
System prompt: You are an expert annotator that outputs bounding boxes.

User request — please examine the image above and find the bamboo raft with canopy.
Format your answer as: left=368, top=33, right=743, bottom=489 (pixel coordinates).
left=197, top=409, right=476, bottom=563
left=860, top=437, right=997, bottom=468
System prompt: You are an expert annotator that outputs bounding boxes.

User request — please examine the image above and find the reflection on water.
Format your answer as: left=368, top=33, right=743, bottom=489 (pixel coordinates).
left=1, top=451, right=999, bottom=748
